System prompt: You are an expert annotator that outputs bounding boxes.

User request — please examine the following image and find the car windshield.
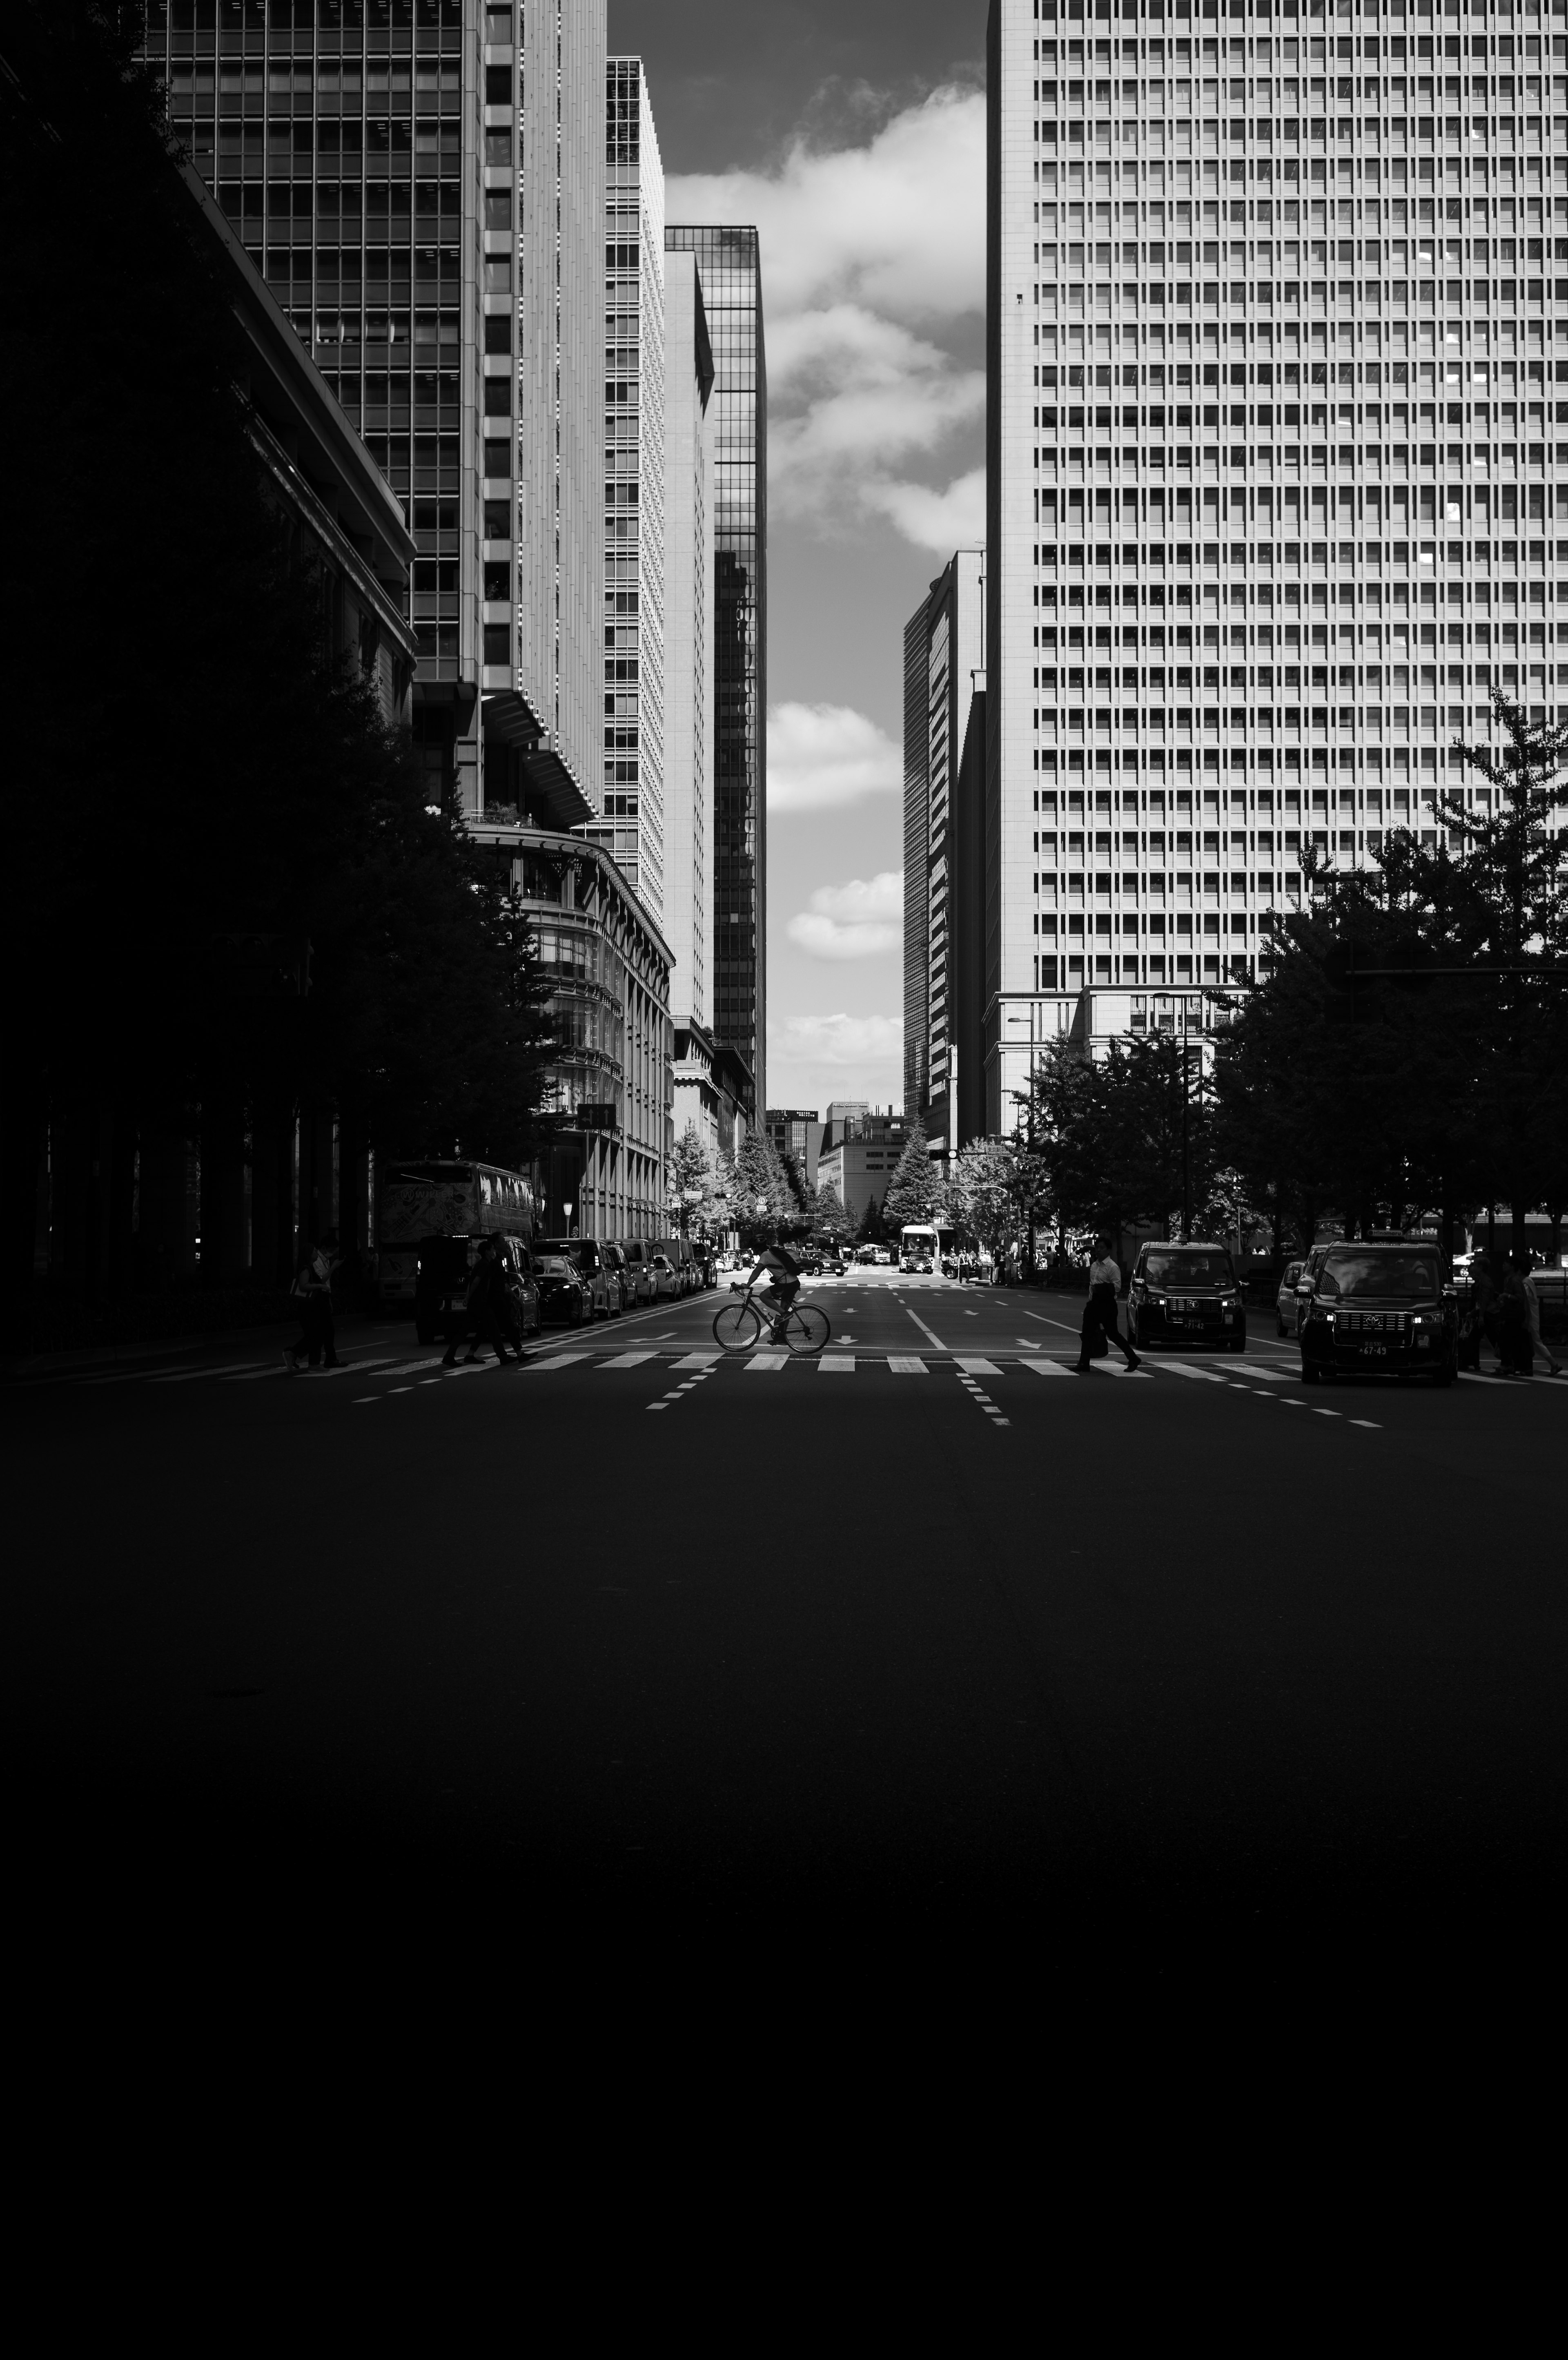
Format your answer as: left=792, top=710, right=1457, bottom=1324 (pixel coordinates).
left=1142, top=1251, right=1236, bottom=1287
left=1319, top=1251, right=1442, bottom=1300
left=537, top=1256, right=574, bottom=1276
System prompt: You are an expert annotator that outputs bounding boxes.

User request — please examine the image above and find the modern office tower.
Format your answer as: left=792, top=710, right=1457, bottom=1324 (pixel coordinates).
left=147, top=0, right=603, bottom=824
left=987, top=0, right=1568, bottom=1129
left=903, top=553, right=984, bottom=1158
left=666, top=224, right=768, bottom=1118
left=664, top=244, right=717, bottom=1027
left=764, top=1109, right=824, bottom=1190
left=591, top=58, right=668, bottom=914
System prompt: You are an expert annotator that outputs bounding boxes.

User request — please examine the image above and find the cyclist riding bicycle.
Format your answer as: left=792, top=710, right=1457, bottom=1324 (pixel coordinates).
left=747, top=1238, right=802, bottom=1341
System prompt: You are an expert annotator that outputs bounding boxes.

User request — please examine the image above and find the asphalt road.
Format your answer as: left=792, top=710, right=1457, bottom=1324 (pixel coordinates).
left=8, top=1269, right=1568, bottom=1943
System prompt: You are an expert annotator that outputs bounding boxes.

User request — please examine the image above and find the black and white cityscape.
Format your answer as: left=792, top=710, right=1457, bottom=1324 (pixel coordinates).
left=7, top=0, right=1568, bottom=1957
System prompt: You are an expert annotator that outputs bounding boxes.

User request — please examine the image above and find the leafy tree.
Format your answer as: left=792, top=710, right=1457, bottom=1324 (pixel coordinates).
left=951, top=1138, right=1017, bottom=1260
left=732, top=1125, right=793, bottom=1242
left=882, top=1124, right=937, bottom=1231
left=670, top=1122, right=713, bottom=1234
left=856, top=1193, right=889, bottom=1244
left=815, top=1181, right=849, bottom=1247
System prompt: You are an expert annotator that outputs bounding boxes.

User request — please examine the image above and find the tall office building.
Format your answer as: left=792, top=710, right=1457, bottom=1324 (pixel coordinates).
left=987, top=0, right=1566, bottom=1129
left=666, top=225, right=768, bottom=1117
left=592, top=58, right=668, bottom=915
left=147, top=0, right=604, bottom=824
left=664, top=245, right=717, bottom=1029
left=903, top=552, right=984, bottom=1158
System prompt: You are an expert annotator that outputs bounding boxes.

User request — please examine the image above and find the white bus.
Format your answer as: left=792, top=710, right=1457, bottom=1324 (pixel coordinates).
left=900, top=1223, right=955, bottom=1274
left=376, top=1159, right=536, bottom=1308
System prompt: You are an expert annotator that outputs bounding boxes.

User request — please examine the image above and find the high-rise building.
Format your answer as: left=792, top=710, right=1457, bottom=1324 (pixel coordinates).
left=987, top=0, right=1566, bottom=1126
left=145, top=0, right=604, bottom=824
left=666, top=224, right=768, bottom=1118
left=664, top=247, right=717, bottom=1035
left=146, top=1, right=676, bottom=1241
left=591, top=58, right=667, bottom=915
left=764, top=1109, right=823, bottom=1190
left=904, top=552, right=984, bottom=1158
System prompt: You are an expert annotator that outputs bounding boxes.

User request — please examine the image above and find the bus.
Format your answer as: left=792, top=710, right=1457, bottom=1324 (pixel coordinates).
left=900, top=1223, right=955, bottom=1274
left=376, top=1159, right=537, bottom=1310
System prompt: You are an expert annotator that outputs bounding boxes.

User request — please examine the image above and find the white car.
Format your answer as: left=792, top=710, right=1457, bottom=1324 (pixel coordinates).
left=649, top=1253, right=682, bottom=1300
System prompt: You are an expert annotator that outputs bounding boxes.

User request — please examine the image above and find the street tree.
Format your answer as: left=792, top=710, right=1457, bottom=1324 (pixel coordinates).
left=881, top=1124, right=937, bottom=1231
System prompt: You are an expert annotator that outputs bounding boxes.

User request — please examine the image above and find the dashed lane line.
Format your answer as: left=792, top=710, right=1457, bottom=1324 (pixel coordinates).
left=903, top=1307, right=950, bottom=1352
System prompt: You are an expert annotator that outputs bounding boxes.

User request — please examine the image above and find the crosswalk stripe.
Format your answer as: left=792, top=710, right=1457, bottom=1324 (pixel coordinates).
left=818, top=1355, right=855, bottom=1372
left=1018, top=1356, right=1070, bottom=1377
left=1244, top=1365, right=1296, bottom=1383
left=151, top=1358, right=276, bottom=1382
left=599, top=1352, right=658, bottom=1369
left=888, top=1355, right=927, bottom=1374
left=956, top=1358, right=1002, bottom=1376
left=525, top=1354, right=589, bottom=1372
left=1152, top=1360, right=1228, bottom=1383
left=745, top=1352, right=789, bottom=1373
left=350, top=1356, right=447, bottom=1379
left=672, top=1352, right=721, bottom=1370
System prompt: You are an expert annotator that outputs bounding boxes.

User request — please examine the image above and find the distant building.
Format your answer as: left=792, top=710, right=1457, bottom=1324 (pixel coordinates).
left=765, top=1110, right=823, bottom=1192
left=817, top=1107, right=907, bottom=1231
left=674, top=1023, right=749, bottom=1168
left=903, top=552, right=983, bottom=1160
left=665, top=223, right=767, bottom=1116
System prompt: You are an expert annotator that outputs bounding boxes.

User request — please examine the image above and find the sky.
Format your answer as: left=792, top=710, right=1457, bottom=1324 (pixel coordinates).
left=608, top=0, right=988, bottom=1120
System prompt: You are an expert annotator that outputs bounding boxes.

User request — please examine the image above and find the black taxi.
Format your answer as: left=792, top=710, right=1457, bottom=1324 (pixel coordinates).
left=1127, top=1242, right=1247, bottom=1354
left=1296, top=1242, right=1458, bottom=1386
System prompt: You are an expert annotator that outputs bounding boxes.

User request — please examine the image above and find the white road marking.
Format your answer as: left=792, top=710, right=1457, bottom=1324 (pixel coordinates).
left=671, top=1352, right=721, bottom=1370
left=1018, top=1357, right=1070, bottom=1377
left=746, top=1353, right=789, bottom=1373
left=354, top=1356, right=448, bottom=1379
left=1349, top=1419, right=1382, bottom=1429
left=889, top=1356, right=928, bottom=1374
left=524, top=1355, right=590, bottom=1372
left=1153, top=1361, right=1228, bottom=1383
left=903, top=1307, right=949, bottom=1350
left=956, top=1358, right=1002, bottom=1376
left=818, top=1356, right=855, bottom=1372
left=1245, top=1365, right=1295, bottom=1383
left=151, top=1359, right=278, bottom=1383
left=1016, top=1339, right=1042, bottom=1350
left=599, top=1352, right=657, bottom=1369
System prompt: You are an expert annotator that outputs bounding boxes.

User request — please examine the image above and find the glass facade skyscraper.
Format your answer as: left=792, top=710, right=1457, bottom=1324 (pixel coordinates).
left=986, top=0, right=1568, bottom=1131
left=665, top=224, right=767, bottom=1117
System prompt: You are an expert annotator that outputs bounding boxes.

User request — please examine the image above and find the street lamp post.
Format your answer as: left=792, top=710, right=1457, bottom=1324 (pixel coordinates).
left=563, top=1198, right=574, bottom=1241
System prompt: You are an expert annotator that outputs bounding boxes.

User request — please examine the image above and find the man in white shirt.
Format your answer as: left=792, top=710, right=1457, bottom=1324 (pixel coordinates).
left=1075, top=1235, right=1139, bottom=1374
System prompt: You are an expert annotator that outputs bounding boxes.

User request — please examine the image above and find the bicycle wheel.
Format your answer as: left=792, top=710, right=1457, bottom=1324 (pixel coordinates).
left=785, top=1303, right=831, bottom=1356
left=713, top=1300, right=764, bottom=1353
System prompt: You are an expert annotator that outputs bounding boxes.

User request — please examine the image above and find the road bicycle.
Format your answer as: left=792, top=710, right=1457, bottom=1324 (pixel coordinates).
left=712, top=1285, right=831, bottom=1357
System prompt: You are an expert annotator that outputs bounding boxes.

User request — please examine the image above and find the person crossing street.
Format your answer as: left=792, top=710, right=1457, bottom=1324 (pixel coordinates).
left=1074, top=1235, right=1139, bottom=1374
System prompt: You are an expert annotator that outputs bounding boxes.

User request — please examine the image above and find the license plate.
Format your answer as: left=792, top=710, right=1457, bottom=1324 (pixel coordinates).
left=1360, top=1344, right=1387, bottom=1356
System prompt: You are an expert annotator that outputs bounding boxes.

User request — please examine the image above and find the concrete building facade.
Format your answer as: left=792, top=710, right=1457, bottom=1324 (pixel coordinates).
left=765, top=1110, right=824, bottom=1191
left=986, top=0, right=1568, bottom=1119
left=588, top=57, right=668, bottom=914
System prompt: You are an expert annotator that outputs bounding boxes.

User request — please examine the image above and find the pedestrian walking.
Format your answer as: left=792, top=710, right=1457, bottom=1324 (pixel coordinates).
left=1075, top=1234, right=1139, bottom=1374
left=1459, top=1251, right=1497, bottom=1373
left=1521, top=1256, right=1563, bottom=1378
left=1498, top=1252, right=1535, bottom=1376
left=441, top=1236, right=518, bottom=1367
left=283, top=1229, right=341, bottom=1373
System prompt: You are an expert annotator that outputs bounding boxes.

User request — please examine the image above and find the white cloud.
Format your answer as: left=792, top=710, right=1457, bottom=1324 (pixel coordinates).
left=863, top=466, right=987, bottom=554
left=768, top=703, right=900, bottom=814
left=768, top=1012, right=905, bottom=1114
left=668, top=87, right=984, bottom=550
left=786, top=870, right=903, bottom=961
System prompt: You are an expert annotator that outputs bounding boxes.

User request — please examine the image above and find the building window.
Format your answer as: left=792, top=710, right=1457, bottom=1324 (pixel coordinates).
left=483, top=625, right=511, bottom=667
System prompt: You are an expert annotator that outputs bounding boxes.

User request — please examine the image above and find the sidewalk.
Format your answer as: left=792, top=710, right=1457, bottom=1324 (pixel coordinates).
left=3, top=1309, right=396, bottom=1383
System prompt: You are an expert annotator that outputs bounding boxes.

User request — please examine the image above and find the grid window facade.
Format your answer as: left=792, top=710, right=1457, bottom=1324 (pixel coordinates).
left=986, top=0, right=1568, bottom=1129
left=587, top=58, right=668, bottom=919
left=666, top=224, right=768, bottom=1115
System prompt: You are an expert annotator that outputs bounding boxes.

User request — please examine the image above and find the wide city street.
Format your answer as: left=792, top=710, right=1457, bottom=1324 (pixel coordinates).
left=8, top=1268, right=1568, bottom=1937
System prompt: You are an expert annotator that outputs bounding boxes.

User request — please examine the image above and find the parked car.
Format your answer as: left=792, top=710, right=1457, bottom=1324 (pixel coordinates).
left=620, top=1239, right=658, bottom=1305
left=1276, top=1259, right=1305, bottom=1336
left=650, top=1252, right=683, bottom=1300
left=601, top=1242, right=635, bottom=1316
left=535, top=1236, right=613, bottom=1321
left=654, top=1235, right=697, bottom=1294
left=1126, top=1241, right=1247, bottom=1354
left=855, top=1244, right=878, bottom=1265
left=1296, top=1241, right=1459, bottom=1385
left=534, top=1251, right=592, bottom=1327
